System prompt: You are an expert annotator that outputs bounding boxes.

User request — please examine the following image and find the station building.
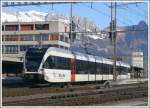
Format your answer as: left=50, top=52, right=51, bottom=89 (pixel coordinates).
left=2, top=21, right=70, bottom=58
left=2, top=20, right=70, bottom=75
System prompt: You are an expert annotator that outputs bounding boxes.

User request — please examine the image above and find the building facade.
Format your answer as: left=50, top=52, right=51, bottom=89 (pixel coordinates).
left=131, top=51, right=144, bottom=78
left=2, top=20, right=70, bottom=58
left=131, top=51, right=144, bottom=68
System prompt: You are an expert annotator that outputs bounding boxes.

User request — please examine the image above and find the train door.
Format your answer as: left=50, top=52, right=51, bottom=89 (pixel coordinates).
left=70, top=58, right=76, bottom=82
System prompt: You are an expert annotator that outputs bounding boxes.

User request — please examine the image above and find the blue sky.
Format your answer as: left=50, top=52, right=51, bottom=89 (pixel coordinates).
left=2, top=2, right=148, bottom=29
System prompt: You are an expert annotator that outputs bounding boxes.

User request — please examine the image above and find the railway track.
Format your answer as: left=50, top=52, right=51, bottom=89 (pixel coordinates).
left=3, top=82, right=148, bottom=106
left=3, top=81, right=147, bottom=97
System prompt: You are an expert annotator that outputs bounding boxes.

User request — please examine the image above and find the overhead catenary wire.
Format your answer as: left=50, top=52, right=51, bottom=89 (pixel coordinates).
left=78, top=3, right=131, bottom=26
left=104, top=3, right=135, bottom=26
left=79, top=2, right=147, bottom=32
left=104, top=2, right=148, bottom=26
left=117, top=4, right=147, bottom=19
left=3, top=2, right=147, bottom=26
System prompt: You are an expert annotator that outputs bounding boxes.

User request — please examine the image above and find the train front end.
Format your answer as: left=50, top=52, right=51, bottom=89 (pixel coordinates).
left=23, top=47, right=47, bottom=82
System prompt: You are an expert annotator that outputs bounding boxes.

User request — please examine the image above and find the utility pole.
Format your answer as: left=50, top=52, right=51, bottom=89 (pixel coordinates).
left=110, top=2, right=117, bottom=80
left=69, top=2, right=73, bottom=47
left=16, top=11, right=20, bottom=54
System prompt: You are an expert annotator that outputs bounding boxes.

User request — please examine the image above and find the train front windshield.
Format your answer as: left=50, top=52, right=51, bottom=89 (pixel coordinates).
left=25, top=48, right=47, bottom=72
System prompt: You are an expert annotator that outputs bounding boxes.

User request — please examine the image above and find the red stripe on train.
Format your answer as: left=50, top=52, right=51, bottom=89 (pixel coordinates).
left=70, top=58, right=75, bottom=81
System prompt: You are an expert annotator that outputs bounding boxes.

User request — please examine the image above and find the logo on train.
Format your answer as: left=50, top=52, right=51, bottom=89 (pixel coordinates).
left=53, top=72, right=65, bottom=78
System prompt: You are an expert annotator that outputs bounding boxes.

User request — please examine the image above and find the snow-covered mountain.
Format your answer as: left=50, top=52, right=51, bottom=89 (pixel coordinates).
left=2, top=10, right=100, bottom=30
left=2, top=10, right=70, bottom=23
left=2, top=10, right=103, bottom=39
left=2, top=10, right=47, bottom=22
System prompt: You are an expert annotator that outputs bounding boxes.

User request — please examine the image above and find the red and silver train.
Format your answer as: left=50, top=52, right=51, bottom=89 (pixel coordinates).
left=23, top=47, right=131, bottom=83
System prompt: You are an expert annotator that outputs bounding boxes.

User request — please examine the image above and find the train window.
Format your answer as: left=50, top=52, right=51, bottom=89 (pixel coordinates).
left=89, top=62, right=95, bottom=74
left=96, top=63, right=101, bottom=74
left=122, top=67, right=128, bottom=75
left=109, top=64, right=113, bottom=74
left=44, top=56, right=70, bottom=70
left=76, top=60, right=88, bottom=74
left=102, top=64, right=110, bottom=74
left=82, top=60, right=88, bottom=74
left=102, top=64, right=106, bottom=74
left=76, top=60, right=81, bottom=74
left=107, top=64, right=113, bottom=74
left=56, top=56, right=70, bottom=70
left=117, top=66, right=128, bottom=75
left=43, top=56, right=55, bottom=69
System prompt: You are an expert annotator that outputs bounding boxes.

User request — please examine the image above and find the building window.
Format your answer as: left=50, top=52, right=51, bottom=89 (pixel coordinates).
left=2, top=45, right=5, bottom=53
left=52, top=45, right=59, bottom=48
left=2, top=25, right=4, bottom=31
left=35, top=35, right=42, bottom=41
left=65, top=26, right=67, bottom=32
left=60, top=35, right=64, bottom=41
left=4, top=45, right=18, bottom=54
left=2, top=35, right=5, bottom=41
left=65, top=37, right=68, bottom=43
left=34, top=34, right=49, bottom=41
left=20, top=45, right=33, bottom=51
left=60, top=46, right=64, bottom=49
left=20, top=35, right=34, bottom=41
left=65, top=47, right=69, bottom=50
left=20, top=24, right=34, bottom=31
left=51, top=34, right=59, bottom=40
left=41, top=34, right=48, bottom=41
left=4, top=35, right=19, bottom=41
left=35, top=24, right=49, bottom=30
left=5, top=25, right=19, bottom=31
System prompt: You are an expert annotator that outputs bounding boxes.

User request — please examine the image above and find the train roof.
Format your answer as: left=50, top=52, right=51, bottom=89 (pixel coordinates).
left=46, top=47, right=130, bottom=68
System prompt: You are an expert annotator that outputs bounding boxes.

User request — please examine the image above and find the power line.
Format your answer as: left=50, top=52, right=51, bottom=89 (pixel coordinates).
left=80, top=3, right=111, bottom=19
left=79, top=3, right=130, bottom=26
left=104, top=3, right=135, bottom=25
left=106, top=2, right=147, bottom=24
left=112, top=2, right=144, bottom=7
left=117, top=4, right=147, bottom=19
